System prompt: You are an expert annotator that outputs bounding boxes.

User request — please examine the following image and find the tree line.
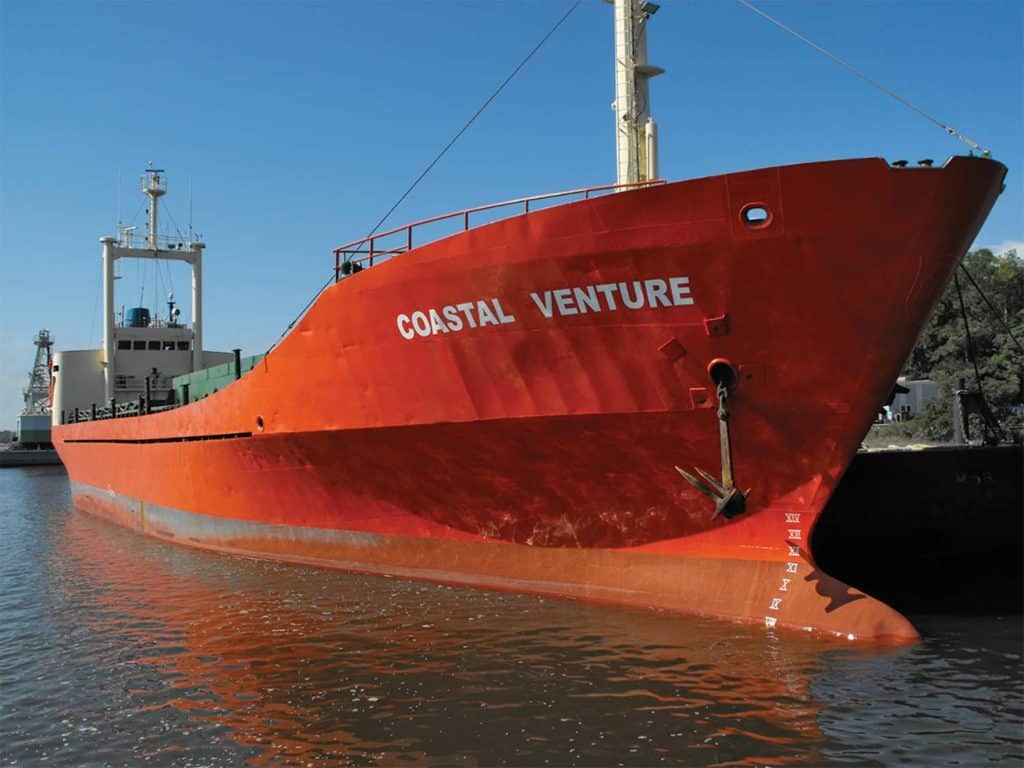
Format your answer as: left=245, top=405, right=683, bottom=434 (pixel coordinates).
left=902, top=247, right=1023, bottom=441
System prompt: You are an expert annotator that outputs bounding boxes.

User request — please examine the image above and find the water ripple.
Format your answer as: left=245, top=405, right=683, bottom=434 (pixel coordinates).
left=0, top=468, right=1020, bottom=766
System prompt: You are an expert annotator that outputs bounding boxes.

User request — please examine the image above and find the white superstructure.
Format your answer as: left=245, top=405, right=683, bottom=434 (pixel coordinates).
left=52, top=168, right=231, bottom=424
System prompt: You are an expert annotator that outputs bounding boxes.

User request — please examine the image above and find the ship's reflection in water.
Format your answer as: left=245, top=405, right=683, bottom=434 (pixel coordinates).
left=2, top=470, right=1021, bottom=767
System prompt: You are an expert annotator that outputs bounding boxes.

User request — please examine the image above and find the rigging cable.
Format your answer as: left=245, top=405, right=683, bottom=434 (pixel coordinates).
left=733, top=0, right=989, bottom=155
left=163, top=203, right=188, bottom=244
left=160, top=205, right=186, bottom=301
left=363, top=0, right=583, bottom=244
left=272, top=0, right=583, bottom=346
left=953, top=271, right=1005, bottom=444
left=959, top=262, right=1023, bottom=356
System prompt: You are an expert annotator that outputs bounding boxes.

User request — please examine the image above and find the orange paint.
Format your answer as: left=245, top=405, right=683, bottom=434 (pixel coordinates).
left=54, top=156, right=1006, bottom=643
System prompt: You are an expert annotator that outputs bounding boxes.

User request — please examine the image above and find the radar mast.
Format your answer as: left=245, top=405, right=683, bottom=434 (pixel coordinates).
left=610, top=0, right=664, bottom=186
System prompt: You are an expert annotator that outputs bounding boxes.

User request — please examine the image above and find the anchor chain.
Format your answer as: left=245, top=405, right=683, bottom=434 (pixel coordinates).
left=676, top=363, right=750, bottom=520
left=716, top=379, right=734, bottom=490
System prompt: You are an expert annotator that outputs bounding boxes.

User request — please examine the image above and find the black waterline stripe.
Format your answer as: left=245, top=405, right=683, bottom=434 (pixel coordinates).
left=64, top=432, right=252, bottom=445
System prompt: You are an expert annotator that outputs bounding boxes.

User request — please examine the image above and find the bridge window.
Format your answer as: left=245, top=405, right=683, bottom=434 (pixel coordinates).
left=133, top=341, right=146, bottom=350
left=177, top=341, right=190, bottom=351
left=162, top=341, right=175, bottom=351
left=148, top=341, right=160, bottom=350
left=118, top=340, right=131, bottom=350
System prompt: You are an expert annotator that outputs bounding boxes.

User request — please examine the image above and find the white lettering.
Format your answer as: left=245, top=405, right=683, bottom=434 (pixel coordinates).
left=644, top=278, right=672, bottom=308
left=397, top=274, right=696, bottom=340
left=398, top=297, right=511, bottom=338
left=780, top=578, right=790, bottom=592
left=788, top=529, right=802, bottom=540
left=619, top=281, right=645, bottom=310
left=456, top=302, right=478, bottom=328
left=573, top=286, right=601, bottom=314
left=477, top=300, right=499, bottom=327
left=785, top=512, right=801, bottom=524
left=442, top=305, right=464, bottom=331
left=594, top=283, right=619, bottom=311
left=788, top=544, right=800, bottom=557
left=765, top=616, right=777, bottom=628
left=553, top=288, right=577, bottom=316
left=396, top=314, right=415, bottom=340
left=493, top=298, right=516, bottom=324
left=769, top=598, right=782, bottom=611
left=786, top=562, right=798, bottom=574
left=669, top=276, right=693, bottom=306
left=529, top=291, right=554, bottom=319
left=428, top=308, right=449, bottom=334
left=411, top=311, right=431, bottom=337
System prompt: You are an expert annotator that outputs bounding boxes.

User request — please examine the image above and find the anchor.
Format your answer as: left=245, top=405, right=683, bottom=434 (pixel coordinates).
left=676, top=359, right=749, bottom=520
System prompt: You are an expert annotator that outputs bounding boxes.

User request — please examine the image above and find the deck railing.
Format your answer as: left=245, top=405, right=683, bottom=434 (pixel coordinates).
left=117, top=230, right=194, bottom=251
left=62, top=396, right=187, bottom=425
left=62, top=399, right=145, bottom=425
left=331, top=178, right=666, bottom=281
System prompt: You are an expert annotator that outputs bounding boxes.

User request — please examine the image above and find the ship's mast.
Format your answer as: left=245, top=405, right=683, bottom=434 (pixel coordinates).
left=23, top=330, right=54, bottom=416
left=611, top=0, right=664, bottom=186
left=101, top=168, right=205, bottom=400
left=143, top=167, right=167, bottom=250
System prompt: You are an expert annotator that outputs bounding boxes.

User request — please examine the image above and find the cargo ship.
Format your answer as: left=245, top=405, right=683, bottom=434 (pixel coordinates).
left=51, top=0, right=1006, bottom=643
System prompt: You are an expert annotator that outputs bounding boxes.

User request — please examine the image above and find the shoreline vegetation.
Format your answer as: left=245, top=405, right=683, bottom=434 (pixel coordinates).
left=868, top=247, right=1023, bottom=445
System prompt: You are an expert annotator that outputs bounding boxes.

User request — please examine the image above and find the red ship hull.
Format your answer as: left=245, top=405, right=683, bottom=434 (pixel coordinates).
left=53, top=156, right=1006, bottom=643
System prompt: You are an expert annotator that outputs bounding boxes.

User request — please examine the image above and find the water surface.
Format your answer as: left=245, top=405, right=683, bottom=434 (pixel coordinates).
left=1, top=467, right=1020, bottom=766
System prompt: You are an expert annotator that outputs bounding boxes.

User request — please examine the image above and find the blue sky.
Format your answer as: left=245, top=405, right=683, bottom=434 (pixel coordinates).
left=1, top=0, right=1021, bottom=429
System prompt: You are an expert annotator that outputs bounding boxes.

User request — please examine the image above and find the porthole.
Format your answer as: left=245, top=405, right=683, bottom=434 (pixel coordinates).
left=740, top=204, right=772, bottom=229
left=256, top=416, right=264, bottom=432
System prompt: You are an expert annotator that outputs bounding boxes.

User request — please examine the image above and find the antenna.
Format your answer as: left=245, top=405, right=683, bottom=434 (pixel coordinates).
left=117, top=166, right=122, bottom=236
left=188, top=176, right=193, bottom=242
